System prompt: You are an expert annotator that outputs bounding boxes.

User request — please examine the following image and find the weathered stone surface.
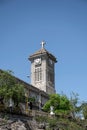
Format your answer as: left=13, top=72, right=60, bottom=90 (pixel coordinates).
left=0, top=113, right=86, bottom=130
left=0, top=117, right=46, bottom=130
left=38, top=123, right=46, bottom=129
left=11, top=120, right=26, bottom=130
left=0, top=118, right=27, bottom=130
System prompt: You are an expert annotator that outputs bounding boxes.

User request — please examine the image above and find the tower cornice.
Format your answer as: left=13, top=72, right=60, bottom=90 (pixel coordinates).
left=29, top=48, right=57, bottom=63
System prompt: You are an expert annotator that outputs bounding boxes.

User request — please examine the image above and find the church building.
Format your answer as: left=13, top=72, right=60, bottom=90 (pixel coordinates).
left=25, top=41, right=57, bottom=109
left=0, top=41, right=57, bottom=110
left=29, top=41, right=57, bottom=94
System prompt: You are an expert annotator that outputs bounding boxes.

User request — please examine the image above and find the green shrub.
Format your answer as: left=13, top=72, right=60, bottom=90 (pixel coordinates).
left=48, top=118, right=57, bottom=128
left=35, top=115, right=48, bottom=123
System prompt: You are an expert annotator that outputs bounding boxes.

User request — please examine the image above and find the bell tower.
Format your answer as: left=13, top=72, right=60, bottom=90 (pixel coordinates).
left=28, top=41, right=57, bottom=94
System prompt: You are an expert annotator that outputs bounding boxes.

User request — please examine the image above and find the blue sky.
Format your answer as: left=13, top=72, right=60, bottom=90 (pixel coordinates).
left=0, top=0, right=87, bottom=102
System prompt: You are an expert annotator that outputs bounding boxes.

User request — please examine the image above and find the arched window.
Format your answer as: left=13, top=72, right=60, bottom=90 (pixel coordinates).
left=35, top=67, right=42, bottom=81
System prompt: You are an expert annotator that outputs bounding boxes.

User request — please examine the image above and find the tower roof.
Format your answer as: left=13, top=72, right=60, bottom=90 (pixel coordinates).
left=29, top=43, right=57, bottom=62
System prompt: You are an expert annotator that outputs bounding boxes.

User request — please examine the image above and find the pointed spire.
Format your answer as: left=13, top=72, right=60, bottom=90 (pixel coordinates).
left=41, top=40, right=46, bottom=49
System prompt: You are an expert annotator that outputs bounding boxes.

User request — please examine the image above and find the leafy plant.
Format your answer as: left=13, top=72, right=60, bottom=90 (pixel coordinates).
left=43, top=93, right=71, bottom=117
left=0, top=70, right=25, bottom=107
left=35, top=115, right=48, bottom=123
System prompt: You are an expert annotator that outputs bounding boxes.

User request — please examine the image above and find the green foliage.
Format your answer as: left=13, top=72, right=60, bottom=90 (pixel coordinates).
left=59, top=95, right=71, bottom=110
left=42, top=100, right=51, bottom=112
left=0, top=70, right=15, bottom=99
left=43, top=93, right=71, bottom=116
left=43, top=94, right=60, bottom=112
left=81, top=102, right=87, bottom=119
left=48, top=118, right=57, bottom=128
left=35, top=115, right=48, bottom=123
left=40, top=116, right=84, bottom=130
left=70, top=92, right=81, bottom=118
left=55, top=109, right=70, bottom=117
left=12, top=84, right=25, bottom=105
left=0, top=70, right=25, bottom=106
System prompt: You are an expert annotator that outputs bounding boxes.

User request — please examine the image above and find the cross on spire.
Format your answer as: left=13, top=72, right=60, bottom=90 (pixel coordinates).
left=41, top=40, right=46, bottom=49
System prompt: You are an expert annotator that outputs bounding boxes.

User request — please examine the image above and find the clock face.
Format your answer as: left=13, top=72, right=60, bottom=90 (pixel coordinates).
left=34, top=58, right=41, bottom=65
